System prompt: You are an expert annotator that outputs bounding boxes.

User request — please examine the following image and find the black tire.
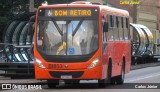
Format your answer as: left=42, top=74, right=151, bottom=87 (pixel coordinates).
left=72, top=80, right=80, bottom=84
left=65, top=80, right=80, bottom=85
left=110, top=77, right=116, bottom=85
left=47, top=80, right=59, bottom=88
left=98, top=79, right=107, bottom=88
left=98, top=61, right=112, bottom=87
left=107, top=61, right=116, bottom=85
left=65, top=80, right=72, bottom=85
left=116, top=62, right=125, bottom=84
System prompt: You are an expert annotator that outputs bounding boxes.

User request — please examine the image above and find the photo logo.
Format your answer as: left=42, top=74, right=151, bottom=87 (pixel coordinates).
left=120, top=0, right=140, bottom=5
left=2, top=84, right=12, bottom=90
left=1, top=84, right=42, bottom=90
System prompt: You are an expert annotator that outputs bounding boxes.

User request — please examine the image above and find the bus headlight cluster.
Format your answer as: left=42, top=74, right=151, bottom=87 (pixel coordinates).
left=35, top=58, right=46, bottom=69
left=88, top=57, right=100, bottom=69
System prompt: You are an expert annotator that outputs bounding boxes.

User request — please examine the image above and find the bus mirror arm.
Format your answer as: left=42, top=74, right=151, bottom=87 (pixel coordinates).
left=103, top=42, right=107, bottom=47
left=103, top=42, right=107, bottom=44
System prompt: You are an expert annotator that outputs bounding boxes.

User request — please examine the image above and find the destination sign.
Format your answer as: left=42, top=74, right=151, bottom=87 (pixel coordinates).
left=44, top=8, right=98, bottom=17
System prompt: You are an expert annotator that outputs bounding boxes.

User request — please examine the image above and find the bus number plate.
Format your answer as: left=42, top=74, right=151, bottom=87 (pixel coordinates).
left=48, top=64, right=62, bottom=69
left=61, top=75, right=72, bottom=79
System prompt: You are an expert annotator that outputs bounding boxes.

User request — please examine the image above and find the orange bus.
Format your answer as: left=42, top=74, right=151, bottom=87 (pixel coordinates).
left=34, top=1, right=131, bottom=88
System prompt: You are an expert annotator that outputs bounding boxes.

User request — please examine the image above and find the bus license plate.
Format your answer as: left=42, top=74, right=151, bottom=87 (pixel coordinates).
left=61, top=75, right=72, bottom=79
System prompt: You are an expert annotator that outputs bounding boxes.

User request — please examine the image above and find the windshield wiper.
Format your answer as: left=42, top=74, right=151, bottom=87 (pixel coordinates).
left=52, top=19, right=63, bottom=36
left=72, top=20, right=83, bottom=37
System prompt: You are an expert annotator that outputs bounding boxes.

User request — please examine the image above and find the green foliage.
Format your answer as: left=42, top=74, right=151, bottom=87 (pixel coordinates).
left=103, top=0, right=107, bottom=5
left=45, top=0, right=85, bottom=4
left=0, top=17, right=8, bottom=23
left=0, top=0, right=86, bottom=32
left=0, top=0, right=29, bottom=32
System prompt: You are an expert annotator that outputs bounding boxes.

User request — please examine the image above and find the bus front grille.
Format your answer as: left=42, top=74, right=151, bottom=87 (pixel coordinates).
left=49, top=71, right=84, bottom=78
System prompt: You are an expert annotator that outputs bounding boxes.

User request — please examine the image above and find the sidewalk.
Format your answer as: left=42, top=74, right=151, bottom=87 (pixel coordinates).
left=131, top=62, right=160, bottom=70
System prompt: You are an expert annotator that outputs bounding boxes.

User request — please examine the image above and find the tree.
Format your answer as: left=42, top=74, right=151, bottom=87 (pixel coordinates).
left=0, top=0, right=29, bottom=41
left=45, top=0, right=85, bottom=4
left=103, top=0, right=107, bottom=5
left=0, top=0, right=86, bottom=41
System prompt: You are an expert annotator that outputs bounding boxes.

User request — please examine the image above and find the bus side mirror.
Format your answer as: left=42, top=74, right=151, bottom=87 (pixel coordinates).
left=103, top=22, right=108, bottom=32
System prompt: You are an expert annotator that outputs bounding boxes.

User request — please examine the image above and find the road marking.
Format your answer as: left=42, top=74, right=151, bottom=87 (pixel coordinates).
left=125, top=72, right=160, bottom=83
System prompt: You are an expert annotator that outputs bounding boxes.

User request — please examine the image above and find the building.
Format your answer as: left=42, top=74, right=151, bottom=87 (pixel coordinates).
left=108, top=0, right=160, bottom=46
left=89, top=0, right=160, bottom=55
left=87, top=0, right=103, bottom=4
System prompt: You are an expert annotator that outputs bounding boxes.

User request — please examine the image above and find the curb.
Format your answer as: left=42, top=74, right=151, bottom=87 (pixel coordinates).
left=131, top=62, right=160, bottom=70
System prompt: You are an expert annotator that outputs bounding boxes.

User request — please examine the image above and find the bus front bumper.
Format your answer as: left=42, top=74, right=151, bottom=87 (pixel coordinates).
left=35, top=65, right=103, bottom=80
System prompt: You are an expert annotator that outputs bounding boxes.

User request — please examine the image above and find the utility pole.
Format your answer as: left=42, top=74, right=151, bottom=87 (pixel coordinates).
left=103, top=0, right=107, bottom=5
left=29, top=0, right=34, bottom=12
left=133, top=0, right=137, bottom=23
left=132, top=0, right=138, bottom=43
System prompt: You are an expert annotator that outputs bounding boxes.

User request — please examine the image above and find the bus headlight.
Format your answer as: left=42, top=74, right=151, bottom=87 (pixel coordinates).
left=88, top=57, right=100, bottom=69
left=35, top=58, right=46, bottom=69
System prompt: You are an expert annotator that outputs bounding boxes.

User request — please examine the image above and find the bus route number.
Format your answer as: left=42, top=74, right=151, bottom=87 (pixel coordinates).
left=48, top=64, right=62, bottom=69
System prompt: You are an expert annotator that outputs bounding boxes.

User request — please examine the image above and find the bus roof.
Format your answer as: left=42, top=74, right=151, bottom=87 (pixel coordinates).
left=100, top=5, right=129, bottom=17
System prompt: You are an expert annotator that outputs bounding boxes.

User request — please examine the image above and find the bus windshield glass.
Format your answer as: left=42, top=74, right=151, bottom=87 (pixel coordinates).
left=37, top=19, right=98, bottom=56
left=36, top=8, right=98, bottom=56
left=37, top=19, right=98, bottom=55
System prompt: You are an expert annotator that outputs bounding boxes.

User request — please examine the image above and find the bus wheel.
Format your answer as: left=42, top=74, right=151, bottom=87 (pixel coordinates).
left=72, top=80, right=80, bottom=84
left=106, top=61, right=116, bottom=85
left=65, top=80, right=80, bottom=85
left=98, top=79, right=107, bottom=88
left=98, top=61, right=112, bottom=87
left=47, top=80, right=59, bottom=88
left=116, top=62, right=125, bottom=84
left=65, top=80, right=72, bottom=85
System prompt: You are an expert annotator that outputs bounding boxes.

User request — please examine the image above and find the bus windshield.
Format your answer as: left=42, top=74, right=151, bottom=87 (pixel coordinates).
left=36, top=19, right=98, bottom=56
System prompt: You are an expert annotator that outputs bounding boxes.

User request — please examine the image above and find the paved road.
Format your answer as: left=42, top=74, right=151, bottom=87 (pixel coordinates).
left=1, top=66, right=160, bottom=92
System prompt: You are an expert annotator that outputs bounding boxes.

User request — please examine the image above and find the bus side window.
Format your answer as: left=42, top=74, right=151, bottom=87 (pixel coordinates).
left=115, top=16, right=119, bottom=40
left=123, top=17, right=128, bottom=40
left=116, top=16, right=119, bottom=28
left=126, top=18, right=130, bottom=39
left=121, top=17, right=124, bottom=40
left=107, top=15, right=114, bottom=41
left=113, top=16, right=119, bottom=40
left=119, top=17, right=123, bottom=40
left=103, top=22, right=108, bottom=42
left=110, top=15, right=113, bottom=27
left=126, top=18, right=129, bottom=29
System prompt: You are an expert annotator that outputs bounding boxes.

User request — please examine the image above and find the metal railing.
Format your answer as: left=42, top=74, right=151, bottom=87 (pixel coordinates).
left=0, top=43, right=33, bottom=74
